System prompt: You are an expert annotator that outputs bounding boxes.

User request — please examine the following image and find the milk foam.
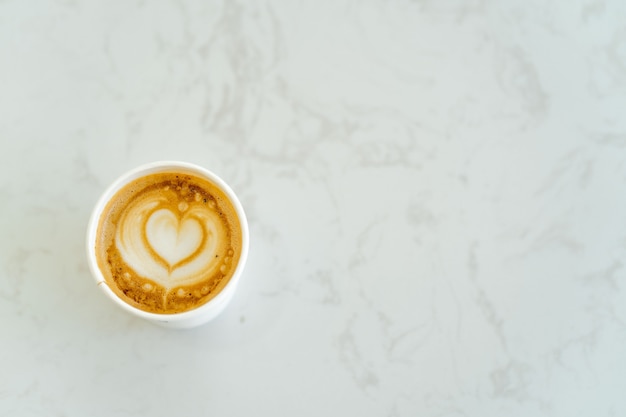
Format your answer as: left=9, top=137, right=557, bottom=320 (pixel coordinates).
left=146, top=209, right=203, bottom=267
left=96, top=171, right=242, bottom=314
left=115, top=188, right=226, bottom=289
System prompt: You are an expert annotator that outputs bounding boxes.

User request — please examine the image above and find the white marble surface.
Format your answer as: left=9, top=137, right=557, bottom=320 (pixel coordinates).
left=1, top=0, right=626, bottom=415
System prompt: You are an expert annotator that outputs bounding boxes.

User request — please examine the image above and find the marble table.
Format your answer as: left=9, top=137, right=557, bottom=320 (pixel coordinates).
left=1, top=1, right=625, bottom=416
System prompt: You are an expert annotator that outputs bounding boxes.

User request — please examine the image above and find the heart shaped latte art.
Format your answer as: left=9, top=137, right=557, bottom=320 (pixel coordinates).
left=145, top=209, right=203, bottom=268
left=115, top=190, right=226, bottom=289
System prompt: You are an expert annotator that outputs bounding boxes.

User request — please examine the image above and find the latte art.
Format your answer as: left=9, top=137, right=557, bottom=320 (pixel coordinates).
left=96, top=172, right=242, bottom=314
left=116, top=189, right=225, bottom=287
left=145, top=208, right=205, bottom=268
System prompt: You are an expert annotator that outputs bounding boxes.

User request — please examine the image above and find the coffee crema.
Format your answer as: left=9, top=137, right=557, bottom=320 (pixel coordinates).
left=95, top=171, right=242, bottom=314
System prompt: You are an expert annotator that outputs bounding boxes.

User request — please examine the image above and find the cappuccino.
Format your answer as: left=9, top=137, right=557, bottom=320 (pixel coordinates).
left=95, top=171, right=243, bottom=314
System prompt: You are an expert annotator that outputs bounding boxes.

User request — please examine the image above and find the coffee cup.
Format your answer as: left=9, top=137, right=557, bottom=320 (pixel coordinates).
left=86, top=161, right=249, bottom=328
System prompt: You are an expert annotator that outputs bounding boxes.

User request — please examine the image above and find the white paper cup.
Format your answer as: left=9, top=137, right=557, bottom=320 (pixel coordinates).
left=86, top=161, right=249, bottom=328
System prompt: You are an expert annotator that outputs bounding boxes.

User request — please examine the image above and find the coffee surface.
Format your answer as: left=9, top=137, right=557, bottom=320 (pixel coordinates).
left=96, top=171, right=242, bottom=314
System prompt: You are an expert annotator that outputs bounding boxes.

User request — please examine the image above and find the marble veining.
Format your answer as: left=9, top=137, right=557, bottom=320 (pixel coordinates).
left=1, top=0, right=626, bottom=416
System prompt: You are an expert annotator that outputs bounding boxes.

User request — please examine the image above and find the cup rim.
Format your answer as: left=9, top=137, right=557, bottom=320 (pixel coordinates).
left=86, top=161, right=249, bottom=323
